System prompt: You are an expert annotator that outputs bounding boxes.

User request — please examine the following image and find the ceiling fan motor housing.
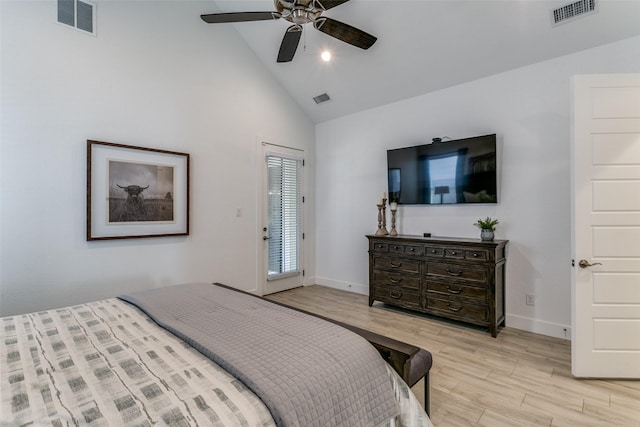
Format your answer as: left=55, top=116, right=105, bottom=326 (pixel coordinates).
left=275, top=0, right=322, bottom=25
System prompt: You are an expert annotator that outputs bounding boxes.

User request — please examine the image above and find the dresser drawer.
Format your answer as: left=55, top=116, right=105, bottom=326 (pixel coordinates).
left=370, top=241, right=389, bottom=253
left=465, top=249, right=488, bottom=261
left=373, top=284, right=422, bottom=309
left=425, top=296, right=488, bottom=322
left=424, top=246, right=445, bottom=257
left=426, top=263, right=487, bottom=283
left=443, top=248, right=465, bottom=259
left=373, top=270, right=420, bottom=291
left=388, top=243, right=423, bottom=256
left=426, top=281, right=487, bottom=302
left=373, top=256, right=421, bottom=274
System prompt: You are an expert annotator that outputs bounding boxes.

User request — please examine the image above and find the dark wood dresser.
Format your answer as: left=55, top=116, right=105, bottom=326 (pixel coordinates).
left=367, top=235, right=508, bottom=337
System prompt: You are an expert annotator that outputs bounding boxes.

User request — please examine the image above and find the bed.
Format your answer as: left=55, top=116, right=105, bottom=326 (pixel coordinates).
left=1, top=282, right=432, bottom=426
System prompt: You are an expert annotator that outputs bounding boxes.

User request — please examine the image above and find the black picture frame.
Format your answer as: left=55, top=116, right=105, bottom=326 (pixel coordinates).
left=87, top=140, right=190, bottom=241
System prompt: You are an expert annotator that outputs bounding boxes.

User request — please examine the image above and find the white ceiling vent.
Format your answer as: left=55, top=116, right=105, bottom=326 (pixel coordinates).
left=313, top=93, right=331, bottom=105
left=58, top=0, right=96, bottom=35
left=551, top=0, right=598, bottom=26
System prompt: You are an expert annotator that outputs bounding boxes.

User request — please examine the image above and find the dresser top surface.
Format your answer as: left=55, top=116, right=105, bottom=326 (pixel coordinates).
left=366, top=234, right=508, bottom=247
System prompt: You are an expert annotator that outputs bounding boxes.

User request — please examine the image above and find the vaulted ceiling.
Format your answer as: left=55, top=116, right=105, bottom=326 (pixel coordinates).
left=206, top=0, right=640, bottom=123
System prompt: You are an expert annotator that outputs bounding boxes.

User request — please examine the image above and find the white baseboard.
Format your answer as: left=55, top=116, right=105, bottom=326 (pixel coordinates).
left=506, top=314, right=571, bottom=340
left=307, top=278, right=571, bottom=341
left=312, top=277, right=369, bottom=295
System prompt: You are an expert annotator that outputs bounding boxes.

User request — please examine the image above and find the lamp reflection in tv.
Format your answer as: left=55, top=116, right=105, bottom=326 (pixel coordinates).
left=434, top=186, right=450, bottom=204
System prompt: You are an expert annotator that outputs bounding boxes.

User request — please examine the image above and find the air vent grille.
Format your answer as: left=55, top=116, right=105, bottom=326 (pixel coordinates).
left=313, top=93, right=331, bottom=104
left=552, top=0, right=597, bottom=25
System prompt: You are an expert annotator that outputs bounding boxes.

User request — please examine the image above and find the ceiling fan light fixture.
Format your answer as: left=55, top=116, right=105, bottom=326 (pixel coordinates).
left=291, top=9, right=309, bottom=24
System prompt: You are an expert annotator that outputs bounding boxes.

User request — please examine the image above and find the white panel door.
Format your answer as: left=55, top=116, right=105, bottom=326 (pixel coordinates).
left=572, top=74, right=640, bottom=378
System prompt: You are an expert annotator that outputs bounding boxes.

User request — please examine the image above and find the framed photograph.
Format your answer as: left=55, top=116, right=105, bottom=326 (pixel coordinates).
left=87, top=140, right=189, bottom=241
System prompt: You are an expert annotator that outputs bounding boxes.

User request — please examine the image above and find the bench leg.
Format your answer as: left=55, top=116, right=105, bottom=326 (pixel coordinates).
left=424, top=373, right=430, bottom=417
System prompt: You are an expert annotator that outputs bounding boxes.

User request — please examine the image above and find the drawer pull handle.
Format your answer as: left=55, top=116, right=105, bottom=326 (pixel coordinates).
left=390, top=277, right=402, bottom=284
left=447, top=303, right=463, bottom=312
left=390, top=262, right=402, bottom=268
left=408, top=247, right=414, bottom=252
left=472, top=253, right=479, bottom=257
left=431, top=250, right=437, bottom=254
left=394, top=246, right=401, bottom=250
left=450, top=251, right=457, bottom=256
left=446, top=268, right=463, bottom=276
left=446, top=286, right=462, bottom=294
left=390, top=292, right=403, bottom=299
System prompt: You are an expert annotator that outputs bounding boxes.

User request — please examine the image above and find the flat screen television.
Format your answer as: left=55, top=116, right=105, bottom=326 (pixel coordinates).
left=387, top=134, right=497, bottom=205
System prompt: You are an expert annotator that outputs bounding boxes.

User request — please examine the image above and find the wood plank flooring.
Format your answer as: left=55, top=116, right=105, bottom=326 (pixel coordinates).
left=266, top=285, right=640, bottom=427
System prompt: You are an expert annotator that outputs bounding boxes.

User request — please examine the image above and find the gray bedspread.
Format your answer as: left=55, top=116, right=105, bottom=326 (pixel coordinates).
left=119, top=283, right=400, bottom=427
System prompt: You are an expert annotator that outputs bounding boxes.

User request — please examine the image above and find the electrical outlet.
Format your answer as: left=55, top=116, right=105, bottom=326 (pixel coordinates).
left=526, top=293, right=535, bottom=306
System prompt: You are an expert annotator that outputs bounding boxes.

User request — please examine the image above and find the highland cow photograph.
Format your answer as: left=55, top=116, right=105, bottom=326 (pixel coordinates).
left=108, top=160, right=175, bottom=223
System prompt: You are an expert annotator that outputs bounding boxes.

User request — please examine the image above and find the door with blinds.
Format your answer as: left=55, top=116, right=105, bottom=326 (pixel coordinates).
left=261, top=143, right=304, bottom=295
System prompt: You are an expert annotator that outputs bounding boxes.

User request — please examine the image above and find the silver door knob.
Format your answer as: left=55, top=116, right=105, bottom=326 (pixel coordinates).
left=263, top=236, right=269, bottom=240
left=578, top=259, right=602, bottom=268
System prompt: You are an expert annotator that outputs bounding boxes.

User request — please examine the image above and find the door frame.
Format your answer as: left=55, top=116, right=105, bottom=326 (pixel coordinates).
left=257, top=139, right=305, bottom=296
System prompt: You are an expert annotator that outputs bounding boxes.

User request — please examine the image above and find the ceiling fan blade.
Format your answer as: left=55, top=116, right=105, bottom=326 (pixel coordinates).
left=277, top=25, right=302, bottom=63
left=314, top=17, right=377, bottom=50
left=315, top=0, right=351, bottom=11
left=201, top=12, right=279, bottom=24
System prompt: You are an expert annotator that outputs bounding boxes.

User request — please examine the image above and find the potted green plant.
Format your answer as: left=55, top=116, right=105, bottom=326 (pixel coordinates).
left=474, top=217, right=499, bottom=241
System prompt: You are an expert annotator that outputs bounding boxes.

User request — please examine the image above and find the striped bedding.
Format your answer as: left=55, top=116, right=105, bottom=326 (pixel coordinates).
left=1, top=294, right=432, bottom=426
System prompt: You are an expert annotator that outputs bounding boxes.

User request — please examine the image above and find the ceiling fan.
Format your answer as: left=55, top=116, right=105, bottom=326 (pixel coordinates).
left=201, top=0, right=377, bottom=63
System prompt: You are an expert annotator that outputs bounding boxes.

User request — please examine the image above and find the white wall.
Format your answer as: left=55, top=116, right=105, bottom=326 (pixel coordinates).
left=315, top=36, right=640, bottom=339
left=0, top=1, right=316, bottom=316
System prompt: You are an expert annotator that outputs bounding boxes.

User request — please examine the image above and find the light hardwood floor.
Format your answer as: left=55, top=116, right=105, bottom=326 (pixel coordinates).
left=266, top=285, right=640, bottom=427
